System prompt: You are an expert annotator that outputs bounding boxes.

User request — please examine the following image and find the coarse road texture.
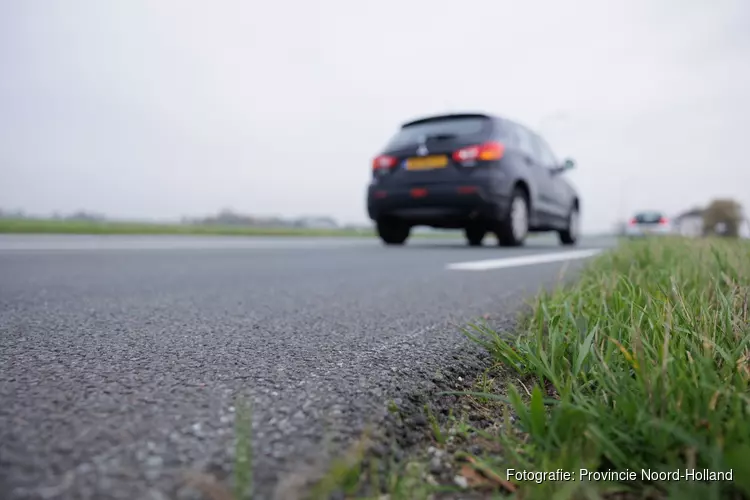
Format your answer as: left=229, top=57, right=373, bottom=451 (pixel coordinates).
left=0, top=234, right=616, bottom=500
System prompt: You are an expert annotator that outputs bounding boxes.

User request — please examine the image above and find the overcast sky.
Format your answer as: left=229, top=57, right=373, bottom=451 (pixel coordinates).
left=2, top=0, right=749, bottom=231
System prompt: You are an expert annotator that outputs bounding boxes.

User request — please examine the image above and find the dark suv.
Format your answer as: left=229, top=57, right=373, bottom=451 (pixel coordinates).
left=366, top=112, right=580, bottom=247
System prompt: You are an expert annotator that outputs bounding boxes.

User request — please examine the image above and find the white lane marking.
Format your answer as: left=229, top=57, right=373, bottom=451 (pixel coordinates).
left=446, top=248, right=604, bottom=271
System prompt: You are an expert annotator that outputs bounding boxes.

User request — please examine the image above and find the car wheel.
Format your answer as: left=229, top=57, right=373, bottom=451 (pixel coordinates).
left=559, top=205, right=579, bottom=246
left=376, top=218, right=411, bottom=245
left=464, top=224, right=486, bottom=246
left=495, top=187, right=529, bottom=247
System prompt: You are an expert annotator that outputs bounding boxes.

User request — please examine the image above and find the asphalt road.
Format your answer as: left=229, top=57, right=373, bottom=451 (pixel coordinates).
left=0, top=234, right=616, bottom=500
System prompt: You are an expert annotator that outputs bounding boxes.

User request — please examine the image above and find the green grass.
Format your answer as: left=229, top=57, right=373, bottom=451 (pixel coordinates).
left=233, top=399, right=253, bottom=500
left=0, top=218, right=375, bottom=237
left=310, top=236, right=750, bottom=499
left=0, top=217, right=470, bottom=238
left=458, top=236, right=750, bottom=499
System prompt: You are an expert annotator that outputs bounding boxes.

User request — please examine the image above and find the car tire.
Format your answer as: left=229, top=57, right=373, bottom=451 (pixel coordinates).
left=495, top=187, right=529, bottom=247
left=376, top=218, right=410, bottom=245
left=465, top=224, right=486, bottom=246
left=559, top=205, right=579, bottom=246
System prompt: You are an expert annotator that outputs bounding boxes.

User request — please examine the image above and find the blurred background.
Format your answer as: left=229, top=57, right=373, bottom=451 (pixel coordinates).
left=2, top=0, right=749, bottom=236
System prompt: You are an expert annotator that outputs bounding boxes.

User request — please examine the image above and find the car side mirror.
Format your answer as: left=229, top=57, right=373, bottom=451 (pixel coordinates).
left=552, top=158, right=576, bottom=175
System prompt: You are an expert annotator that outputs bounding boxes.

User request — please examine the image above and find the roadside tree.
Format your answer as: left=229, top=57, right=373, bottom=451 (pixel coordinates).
left=702, top=199, right=744, bottom=238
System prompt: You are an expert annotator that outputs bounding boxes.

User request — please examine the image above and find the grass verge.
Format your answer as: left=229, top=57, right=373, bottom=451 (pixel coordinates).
left=0, top=218, right=466, bottom=238
left=0, top=218, right=375, bottom=237
left=310, top=236, right=750, bottom=499
left=0, top=218, right=556, bottom=240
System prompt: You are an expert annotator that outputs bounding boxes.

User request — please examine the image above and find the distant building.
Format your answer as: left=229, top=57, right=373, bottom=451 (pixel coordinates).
left=673, top=208, right=704, bottom=237
left=343, top=223, right=374, bottom=232
left=741, top=215, right=750, bottom=239
left=295, top=216, right=338, bottom=229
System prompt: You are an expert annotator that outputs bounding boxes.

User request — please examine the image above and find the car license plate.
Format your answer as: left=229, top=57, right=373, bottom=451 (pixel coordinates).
left=405, top=155, right=448, bottom=170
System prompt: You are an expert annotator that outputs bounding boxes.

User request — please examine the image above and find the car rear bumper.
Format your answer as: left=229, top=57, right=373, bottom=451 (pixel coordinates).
left=625, top=224, right=673, bottom=237
left=367, top=182, right=509, bottom=228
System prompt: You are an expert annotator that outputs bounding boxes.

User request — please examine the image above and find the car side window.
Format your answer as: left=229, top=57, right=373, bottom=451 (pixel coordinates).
left=494, top=119, right=519, bottom=149
left=533, top=135, right=558, bottom=169
left=515, top=125, right=536, bottom=159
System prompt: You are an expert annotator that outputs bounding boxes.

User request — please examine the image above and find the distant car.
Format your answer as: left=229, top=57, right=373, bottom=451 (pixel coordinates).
left=366, top=113, right=581, bottom=247
left=625, top=211, right=673, bottom=237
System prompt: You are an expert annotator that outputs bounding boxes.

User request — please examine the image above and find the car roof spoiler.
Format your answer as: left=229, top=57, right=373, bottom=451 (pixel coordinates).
left=401, top=113, right=493, bottom=128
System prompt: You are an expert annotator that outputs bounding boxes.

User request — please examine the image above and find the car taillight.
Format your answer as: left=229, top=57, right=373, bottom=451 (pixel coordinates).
left=629, top=218, right=637, bottom=225
left=452, top=141, right=505, bottom=164
left=659, top=217, right=668, bottom=225
left=372, top=155, right=397, bottom=171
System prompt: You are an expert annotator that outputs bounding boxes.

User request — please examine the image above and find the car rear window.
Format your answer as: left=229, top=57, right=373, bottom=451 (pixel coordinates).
left=634, top=212, right=664, bottom=223
left=385, top=116, right=489, bottom=149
